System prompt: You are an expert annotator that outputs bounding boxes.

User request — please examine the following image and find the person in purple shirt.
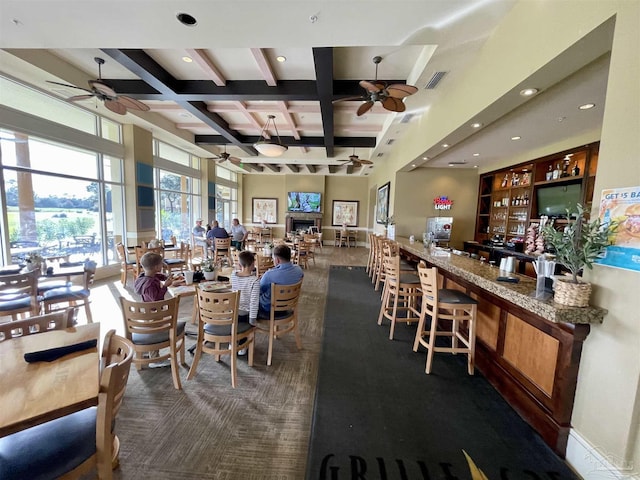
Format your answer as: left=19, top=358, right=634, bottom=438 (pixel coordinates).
left=259, top=244, right=304, bottom=317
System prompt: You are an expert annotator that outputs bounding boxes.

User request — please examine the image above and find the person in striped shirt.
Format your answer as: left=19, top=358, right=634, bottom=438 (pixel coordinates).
left=231, top=250, right=260, bottom=326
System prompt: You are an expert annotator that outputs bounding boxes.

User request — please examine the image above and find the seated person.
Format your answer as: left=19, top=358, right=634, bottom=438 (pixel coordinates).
left=230, top=218, right=248, bottom=251
left=206, top=220, right=229, bottom=245
left=258, top=245, right=304, bottom=318
left=231, top=251, right=260, bottom=357
left=134, top=252, right=182, bottom=302
left=192, top=219, right=208, bottom=253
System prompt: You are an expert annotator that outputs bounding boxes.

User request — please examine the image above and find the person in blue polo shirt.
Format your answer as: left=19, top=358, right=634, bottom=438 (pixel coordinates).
left=258, top=244, right=303, bottom=317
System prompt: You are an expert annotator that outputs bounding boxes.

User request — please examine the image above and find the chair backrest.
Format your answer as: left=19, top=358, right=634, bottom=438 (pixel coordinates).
left=270, top=280, right=303, bottom=317
left=96, top=330, right=134, bottom=461
left=417, top=262, right=439, bottom=312
left=256, top=254, right=274, bottom=277
left=116, top=243, right=127, bottom=264
left=0, top=309, right=76, bottom=342
left=82, top=260, right=98, bottom=289
left=196, top=289, right=240, bottom=337
left=0, top=270, right=39, bottom=316
left=214, top=237, right=231, bottom=250
left=119, top=296, right=180, bottom=343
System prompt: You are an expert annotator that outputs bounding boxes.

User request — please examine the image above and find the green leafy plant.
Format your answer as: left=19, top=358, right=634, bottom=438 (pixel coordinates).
left=202, top=258, right=216, bottom=272
left=541, top=203, right=618, bottom=284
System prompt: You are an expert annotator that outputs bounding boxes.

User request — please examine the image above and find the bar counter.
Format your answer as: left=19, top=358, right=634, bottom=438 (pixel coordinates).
left=398, top=238, right=606, bottom=324
left=395, top=236, right=606, bottom=456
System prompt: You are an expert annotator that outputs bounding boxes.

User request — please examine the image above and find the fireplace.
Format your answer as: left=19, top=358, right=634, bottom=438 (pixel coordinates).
left=286, top=212, right=322, bottom=233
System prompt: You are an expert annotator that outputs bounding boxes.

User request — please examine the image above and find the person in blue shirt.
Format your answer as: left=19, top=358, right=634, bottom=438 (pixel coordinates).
left=259, top=244, right=304, bottom=317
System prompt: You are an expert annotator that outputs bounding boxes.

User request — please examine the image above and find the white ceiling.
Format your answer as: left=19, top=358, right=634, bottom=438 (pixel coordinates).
left=0, top=0, right=611, bottom=176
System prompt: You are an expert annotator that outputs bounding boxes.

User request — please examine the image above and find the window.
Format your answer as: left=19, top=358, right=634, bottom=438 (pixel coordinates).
left=0, top=76, right=126, bottom=267
left=214, top=165, right=239, bottom=229
left=153, top=141, right=202, bottom=244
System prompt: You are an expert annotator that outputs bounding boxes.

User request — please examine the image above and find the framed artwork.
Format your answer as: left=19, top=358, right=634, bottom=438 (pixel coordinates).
left=252, top=198, right=277, bottom=224
left=332, top=200, right=359, bottom=227
left=376, top=182, right=390, bottom=224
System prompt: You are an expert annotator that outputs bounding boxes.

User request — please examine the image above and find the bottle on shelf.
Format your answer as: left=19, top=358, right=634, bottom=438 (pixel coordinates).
left=552, top=163, right=561, bottom=180
left=501, top=174, right=509, bottom=188
left=572, top=161, right=580, bottom=177
left=546, top=165, right=553, bottom=181
left=524, top=192, right=529, bottom=205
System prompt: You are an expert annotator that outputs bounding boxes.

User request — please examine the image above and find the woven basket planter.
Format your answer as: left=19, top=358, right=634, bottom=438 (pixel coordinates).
left=553, top=278, right=592, bottom=307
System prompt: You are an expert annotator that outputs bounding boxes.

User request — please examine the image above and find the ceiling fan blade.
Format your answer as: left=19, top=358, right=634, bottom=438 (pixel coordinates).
left=332, top=96, right=365, bottom=103
left=229, top=156, right=242, bottom=163
left=67, top=94, right=96, bottom=102
left=359, top=159, right=373, bottom=165
left=104, top=100, right=127, bottom=115
left=88, top=80, right=117, bottom=98
left=117, top=95, right=150, bottom=112
left=357, top=101, right=374, bottom=116
left=352, top=160, right=362, bottom=167
left=382, top=96, right=406, bottom=113
left=387, top=84, right=418, bottom=98
left=359, top=80, right=382, bottom=93
left=47, top=80, right=93, bottom=94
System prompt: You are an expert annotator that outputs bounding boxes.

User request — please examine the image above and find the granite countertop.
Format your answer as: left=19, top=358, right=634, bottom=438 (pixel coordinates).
left=396, top=237, right=607, bottom=324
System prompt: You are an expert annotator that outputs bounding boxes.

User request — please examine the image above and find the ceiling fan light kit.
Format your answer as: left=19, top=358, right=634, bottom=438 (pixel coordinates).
left=254, top=115, right=288, bottom=157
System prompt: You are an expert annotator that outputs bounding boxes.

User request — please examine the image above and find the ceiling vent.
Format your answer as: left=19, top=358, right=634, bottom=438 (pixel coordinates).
left=448, top=161, right=467, bottom=165
left=400, top=113, right=415, bottom=124
left=425, top=71, right=447, bottom=89
left=386, top=139, right=395, bottom=145
left=376, top=153, right=384, bottom=157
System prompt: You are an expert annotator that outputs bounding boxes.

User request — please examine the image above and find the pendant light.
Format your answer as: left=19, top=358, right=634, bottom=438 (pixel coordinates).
left=254, top=115, right=288, bottom=157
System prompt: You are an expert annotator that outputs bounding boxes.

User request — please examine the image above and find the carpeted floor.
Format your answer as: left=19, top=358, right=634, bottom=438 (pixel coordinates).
left=305, top=266, right=579, bottom=480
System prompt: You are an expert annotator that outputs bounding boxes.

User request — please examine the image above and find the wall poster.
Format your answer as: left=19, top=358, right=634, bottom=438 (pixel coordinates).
left=597, top=186, right=640, bottom=272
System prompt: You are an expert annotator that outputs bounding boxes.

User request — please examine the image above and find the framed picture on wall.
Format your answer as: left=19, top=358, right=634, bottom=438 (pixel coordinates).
left=252, top=198, right=277, bottom=224
left=332, top=200, right=359, bottom=227
left=376, top=182, right=390, bottom=224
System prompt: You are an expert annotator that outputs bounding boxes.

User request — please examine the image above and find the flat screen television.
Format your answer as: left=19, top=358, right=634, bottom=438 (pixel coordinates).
left=287, top=192, right=321, bottom=213
left=536, top=183, right=581, bottom=217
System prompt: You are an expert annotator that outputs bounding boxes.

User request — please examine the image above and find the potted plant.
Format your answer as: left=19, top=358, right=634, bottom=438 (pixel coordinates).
left=541, top=203, right=618, bottom=306
left=263, top=242, right=274, bottom=256
left=202, top=258, right=217, bottom=281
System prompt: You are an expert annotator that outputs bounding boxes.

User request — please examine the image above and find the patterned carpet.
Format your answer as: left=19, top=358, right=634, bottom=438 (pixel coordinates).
left=89, top=246, right=367, bottom=480
left=305, top=266, right=579, bottom=480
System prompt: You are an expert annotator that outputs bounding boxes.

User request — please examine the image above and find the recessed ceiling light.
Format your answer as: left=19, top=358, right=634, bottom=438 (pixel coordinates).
left=182, top=56, right=193, bottom=63
left=579, top=103, right=595, bottom=110
left=520, top=88, right=538, bottom=97
left=442, top=143, right=449, bottom=148
left=422, top=157, right=428, bottom=160
left=511, top=136, right=521, bottom=141
left=411, top=164, right=416, bottom=168
left=448, top=163, right=455, bottom=167
left=473, top=165, right=478, bottom=168
left=176, top=12, right=198, bottom=26
left=558, top=116, right=566, bottom=122
left=471, top=122, right=482, bottom=128
left=276, top=56, right=287, bottom=63
left=473, top=153, right=480, bottom=157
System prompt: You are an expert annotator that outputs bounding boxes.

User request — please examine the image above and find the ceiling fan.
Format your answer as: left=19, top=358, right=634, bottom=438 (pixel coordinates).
left=210, top=146, right=242, bottom=165
left=339, top=148, right=374, bottom=167
left=334, top=56, right=418, bottom=116
left=47, top=57, right=150, bottom=115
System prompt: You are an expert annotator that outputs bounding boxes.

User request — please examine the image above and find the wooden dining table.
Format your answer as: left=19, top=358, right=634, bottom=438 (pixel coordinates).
left=0, top=322, right=100, bottom=437
left=168, top=278, right=232, bottom=324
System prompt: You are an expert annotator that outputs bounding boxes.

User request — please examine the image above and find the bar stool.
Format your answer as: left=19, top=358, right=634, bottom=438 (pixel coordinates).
left=413, top=262, right=477, bottom=375
left=377, top=245, right=421, bottom=340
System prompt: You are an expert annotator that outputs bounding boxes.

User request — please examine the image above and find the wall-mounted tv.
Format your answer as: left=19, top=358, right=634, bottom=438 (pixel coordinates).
left=536, top=183, right=581, bottom=217
left=287, top=192, right=322, bottom=213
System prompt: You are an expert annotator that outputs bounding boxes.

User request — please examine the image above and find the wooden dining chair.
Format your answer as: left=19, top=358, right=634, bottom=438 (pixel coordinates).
left=255, top=280, right=303, bottom=366
left=212, top=237, right=231, bottom=264
left=119, top=296, right=186, bottom=390
left=294, top=241, right=310, bottom=269
left=187, top=290, right=255, bottom=388
left=41, top=261, right=97, bottom=324
left=255, top=254, right=274, bottom=278
left=0, top=308, right=76, bottom=342
left=0, top=270, right=40, bottom=321
left=0, top=330, right=134, bottom=480
left=116, top=242, right=136, bottom=286
left=163, top=241, right=189, bottom=275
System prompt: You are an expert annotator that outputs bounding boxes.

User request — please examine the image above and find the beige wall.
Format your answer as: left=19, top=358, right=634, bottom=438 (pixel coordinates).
left=395, top=169, right=479, bottom=250
left=242, top=175, right=370, bottom=242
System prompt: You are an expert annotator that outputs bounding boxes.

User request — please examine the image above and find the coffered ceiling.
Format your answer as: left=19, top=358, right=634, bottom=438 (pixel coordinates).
left=0, top=0, right=611, bottom=176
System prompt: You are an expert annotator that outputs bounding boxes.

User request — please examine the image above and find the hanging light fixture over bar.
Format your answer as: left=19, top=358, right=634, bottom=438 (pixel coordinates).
left=254, top=115, right=288, bottom=157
